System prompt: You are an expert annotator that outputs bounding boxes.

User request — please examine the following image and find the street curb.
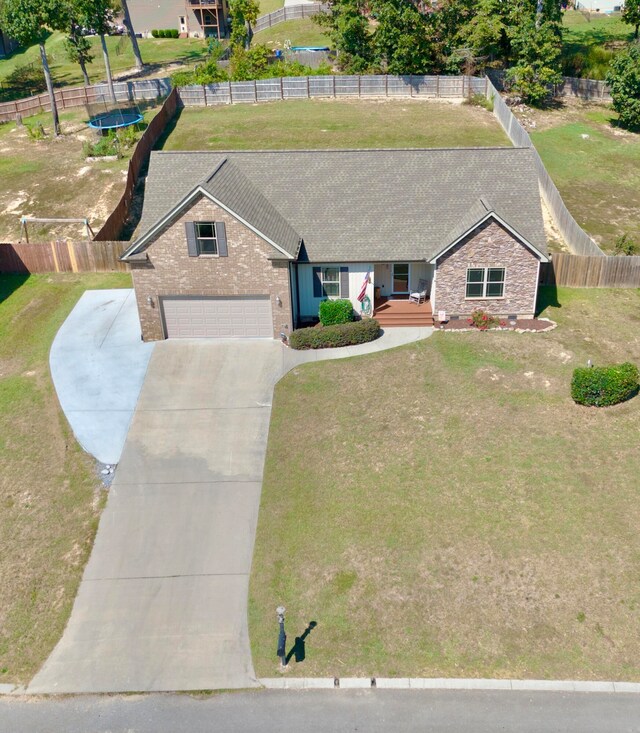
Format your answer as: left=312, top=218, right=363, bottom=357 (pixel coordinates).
left=259, top=678, right=640, bottom=693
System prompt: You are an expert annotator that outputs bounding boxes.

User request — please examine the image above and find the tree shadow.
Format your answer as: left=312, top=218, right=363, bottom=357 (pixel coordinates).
left=286, top=621, right=317, bottom=664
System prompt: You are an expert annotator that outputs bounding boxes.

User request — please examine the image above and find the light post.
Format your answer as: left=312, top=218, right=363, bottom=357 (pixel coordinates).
left=276, top=605, right=287, bottom=668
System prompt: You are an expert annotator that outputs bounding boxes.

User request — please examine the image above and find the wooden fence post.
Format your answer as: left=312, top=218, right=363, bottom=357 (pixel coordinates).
left=254, top=79, right=258, bottom=102
left=307, top=75, right=310, bottom=98
left=203, top=84, right=207, bottom=106
left=229, top=80, right=233, bottom=104
left=409, top=75, right=413, bottom=98
left=436, top=75, right=440, bottom=98
left=333, top=74, right=336, bottom=98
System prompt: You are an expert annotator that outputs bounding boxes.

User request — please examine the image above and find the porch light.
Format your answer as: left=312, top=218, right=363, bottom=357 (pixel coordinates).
left=146, top=296, right=154, bottom=307
left=276, top=295, right=282, bottom=306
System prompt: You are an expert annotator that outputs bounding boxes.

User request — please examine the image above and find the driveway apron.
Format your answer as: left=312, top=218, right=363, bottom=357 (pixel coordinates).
left=29, top=340, right=285, bottom=693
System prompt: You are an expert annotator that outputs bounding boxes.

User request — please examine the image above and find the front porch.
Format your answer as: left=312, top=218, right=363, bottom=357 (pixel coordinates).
left=374, top=296, right=434, bottom=327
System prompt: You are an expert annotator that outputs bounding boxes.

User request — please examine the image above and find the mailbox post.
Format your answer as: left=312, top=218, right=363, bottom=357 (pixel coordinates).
left=276, top=605, right=287, bottom=667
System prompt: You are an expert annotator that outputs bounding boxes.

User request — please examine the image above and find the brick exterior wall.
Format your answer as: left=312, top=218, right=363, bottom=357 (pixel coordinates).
left=433, top=220, right=541, bottom=319
left=131, top=196, right=293, bottom=340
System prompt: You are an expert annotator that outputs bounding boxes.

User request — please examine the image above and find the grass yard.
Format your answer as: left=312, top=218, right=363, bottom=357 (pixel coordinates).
left=0, top=103, right=161, bottom=242
left=0, top=273, right=132, bottom=685
left=259, top=0, right=285, bottom=14
left=527, top=103, right=640, bottom=253
left=250, top=287, right=640, bottom=680
left=562, top=10, right=634, bottom=79
left=158, top=98, right=510, bottom=151
left=254, top=19, right=331, bottom=50
left=0, top=32, right=209, bottom=95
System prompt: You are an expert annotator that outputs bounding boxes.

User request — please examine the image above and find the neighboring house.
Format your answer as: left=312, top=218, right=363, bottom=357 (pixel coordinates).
left=0, top=28, right=18, bottom=58
left=575, top=1, right=624, bottom=12
left=121, top=148, right=549, bottom=340
left=126, top=0, right=229, bottom=38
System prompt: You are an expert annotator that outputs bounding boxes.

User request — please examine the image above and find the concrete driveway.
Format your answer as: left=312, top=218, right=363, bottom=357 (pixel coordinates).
left=49, top=289, right=154, bottom=465
left=31, top=322, right=432, bottom=694
left=30, top=340, right=288, bottom=693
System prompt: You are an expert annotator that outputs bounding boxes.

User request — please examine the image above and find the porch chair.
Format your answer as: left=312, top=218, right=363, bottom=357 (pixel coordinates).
left=409, top=279, right=429, bottom=306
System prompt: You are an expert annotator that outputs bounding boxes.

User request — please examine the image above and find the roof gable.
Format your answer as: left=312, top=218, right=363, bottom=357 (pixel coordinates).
left=121, top=158, right=301, bottom=261
left=430, top=198, right=549, bottom=263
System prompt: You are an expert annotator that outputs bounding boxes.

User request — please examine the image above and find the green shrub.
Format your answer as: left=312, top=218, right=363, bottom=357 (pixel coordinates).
left=169, top=29, right=179, bottom=38
left=151, top=30, right=159, bottom=38
left=319, top=298, right=354, bottom=326
left=5, top=63, right=46, bottom=96
left=25, top=121, right=46, bottom=140
left=614, top=233, right=638, bottom=256
left=289, top=319, right=381, bottom=350
left=82, top=131, right=120, bottom=158
left=467, top=309, right=500, bottom=330
left=464, top=92, right=494, bottom=112
left=571, top=362, right=639, bottom=407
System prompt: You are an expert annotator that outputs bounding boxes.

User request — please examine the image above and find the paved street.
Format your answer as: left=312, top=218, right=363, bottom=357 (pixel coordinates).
left=3, top=690, right=640, bottom=733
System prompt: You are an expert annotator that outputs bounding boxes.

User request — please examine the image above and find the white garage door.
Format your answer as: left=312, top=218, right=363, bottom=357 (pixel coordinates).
left=161, top=296, right=273, bottom=339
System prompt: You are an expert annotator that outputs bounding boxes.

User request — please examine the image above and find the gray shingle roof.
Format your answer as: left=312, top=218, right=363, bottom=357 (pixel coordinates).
left=132, top=148, right=547, bottom=262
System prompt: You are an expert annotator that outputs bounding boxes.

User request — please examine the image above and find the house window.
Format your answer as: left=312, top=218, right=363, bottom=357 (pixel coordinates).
left=321, top=267, right=340, bottom=297
left=466, top=267, right=505, bottom=298
left=195, top=222, right=218, bottom=255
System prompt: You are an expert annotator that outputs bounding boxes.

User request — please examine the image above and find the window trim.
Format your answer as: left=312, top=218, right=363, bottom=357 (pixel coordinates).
left=195, top=221, right=219, bottom=257
left=320, top=266, right=341, bottom=299
left=465, top=267, right=506, bottom=300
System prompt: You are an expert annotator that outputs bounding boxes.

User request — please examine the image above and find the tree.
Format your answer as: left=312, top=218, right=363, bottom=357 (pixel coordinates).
left=457, top=0, right=510, bottom=64
left=372, top=0, right=437, bottom=74
left=75, top=0, right=117, bottom=102
left=622, top=0, right=640, bottom=40
left=119, top=0, right=144, bottom=69
left=229, top=0, right=259, bottom=50
left=505, top=0, right=563, bottom=105
left=64, top=22, right=94, bottom=86
left=606, top=43, right=640, bottom=131
left=314, top=0, right=373, bottom=72
left=0, top=0, right=66, bottom=135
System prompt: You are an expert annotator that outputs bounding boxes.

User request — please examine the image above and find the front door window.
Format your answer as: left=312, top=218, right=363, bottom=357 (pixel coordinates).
left=392, top=263, right=409, bottom=294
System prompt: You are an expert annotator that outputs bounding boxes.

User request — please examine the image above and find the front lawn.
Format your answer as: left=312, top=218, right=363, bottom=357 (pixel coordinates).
left=529, top=104, right=640, bottom=253
left=158, top=98, right=510, bottom=151
left=250, top=287, right=640, bottom=680
left=0, top=273, right=131, bottom=685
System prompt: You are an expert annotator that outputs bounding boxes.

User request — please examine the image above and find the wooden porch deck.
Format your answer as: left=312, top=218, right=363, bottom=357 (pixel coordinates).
left=374, top=297, right=434, bottom=327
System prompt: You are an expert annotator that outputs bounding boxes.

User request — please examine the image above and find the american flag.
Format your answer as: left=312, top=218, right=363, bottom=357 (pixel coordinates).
left=357, top=271, right=370, bottom=302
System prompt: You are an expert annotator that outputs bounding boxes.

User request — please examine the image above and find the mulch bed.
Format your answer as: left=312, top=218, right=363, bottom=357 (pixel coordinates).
left=437, top=317, right=556, bottom=333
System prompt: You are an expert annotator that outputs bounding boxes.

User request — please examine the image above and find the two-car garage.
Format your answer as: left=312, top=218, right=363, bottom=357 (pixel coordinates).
left=160, top=296, right=273, bottom=339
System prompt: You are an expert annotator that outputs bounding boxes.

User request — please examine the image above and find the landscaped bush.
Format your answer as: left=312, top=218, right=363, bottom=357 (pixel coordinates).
left=467, top=309, right=500, bottom=330
left=151, top=30, right=159, bottom=38
left=319, top=298, right=354, bottom=326
left=571, top=362, right=639, bottom=407
left=289, top=319, right=381, bottom=350
left=152, top=29, right=178, bottom=38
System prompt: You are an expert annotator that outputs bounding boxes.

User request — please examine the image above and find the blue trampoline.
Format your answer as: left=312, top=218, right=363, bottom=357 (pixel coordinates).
left=290, top=46, right=330, bottom=51
left=87, top=107, right=143, bottom=133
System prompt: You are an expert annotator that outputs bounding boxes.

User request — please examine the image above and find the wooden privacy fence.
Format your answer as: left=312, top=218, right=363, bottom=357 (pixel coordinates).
left=487, top=71, right=612, bottom=102
left=486, top=79, right=606, bottom=258
left=94, top=87, right=180, bottom=241
left=0, top=240, right=128, bottom=274
left=541, top=253, right=640, bottom=288
left=254, top=3, right=329, bottom=32
left=0, top=78, right=171, bottom=123
left=178, top=74, right=489, bottom=105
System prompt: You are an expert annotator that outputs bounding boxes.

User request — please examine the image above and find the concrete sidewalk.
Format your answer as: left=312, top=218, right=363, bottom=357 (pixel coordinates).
left=49, top=289, right=154, bottom=465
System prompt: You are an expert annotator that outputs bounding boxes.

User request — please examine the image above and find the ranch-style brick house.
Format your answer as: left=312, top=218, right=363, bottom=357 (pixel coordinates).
left=121, top=148, right=549, bottom=340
